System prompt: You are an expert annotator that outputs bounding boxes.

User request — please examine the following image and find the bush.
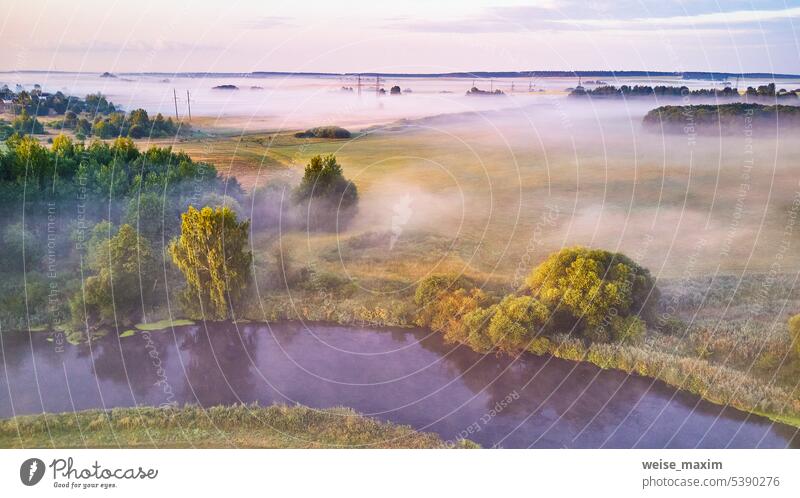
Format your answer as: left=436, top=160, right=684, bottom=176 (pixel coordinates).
left=413, top=273, right=472, bottom=307
left=486, top=295, right=549, bottom=352
left=294, top=126, right=351, bottom=139
left=524, top=246, right=658, bottom=340
left=12, top=111, right=44, bottom=134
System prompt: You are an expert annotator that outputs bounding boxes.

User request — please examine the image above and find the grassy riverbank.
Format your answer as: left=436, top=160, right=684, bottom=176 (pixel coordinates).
left=0, top=404, right=477, bottom=449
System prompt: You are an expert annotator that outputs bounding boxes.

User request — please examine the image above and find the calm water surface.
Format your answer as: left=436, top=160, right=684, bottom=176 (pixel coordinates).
left=1, top=322, right=797, bottom=448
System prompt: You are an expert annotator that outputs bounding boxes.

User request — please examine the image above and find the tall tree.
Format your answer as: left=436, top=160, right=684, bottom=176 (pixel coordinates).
left=76, top=223, right=156, bottom=325
left=169, top=206, right=252, bottom=320
left=292, top=154, right=358, bottom=231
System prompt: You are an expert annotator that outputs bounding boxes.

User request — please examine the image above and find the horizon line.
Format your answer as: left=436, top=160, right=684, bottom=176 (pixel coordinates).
left=2, top=69, right=799, bottom=79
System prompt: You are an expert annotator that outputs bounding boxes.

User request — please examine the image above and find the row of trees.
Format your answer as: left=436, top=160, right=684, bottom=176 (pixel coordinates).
left=49, top=108, right=181, bottom=139
left=415, top=247, right=659, bottom=353
left=0, top=86, right=116, bottom=116
left=570, top=84, right=742, bottom=99
left=571, top=83, right=799, bottom=100
left=73, top=205, right=252, bottom=326
left=0, top=134, right=358, bottom=331
left=642, top=103, right=800, bottom=134
left=744, top=83, right=799, bottom=99
left=0, top=134, right=244, bottom=330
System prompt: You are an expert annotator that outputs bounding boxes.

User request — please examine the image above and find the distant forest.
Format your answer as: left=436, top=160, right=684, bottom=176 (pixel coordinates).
left=570, top=83, right=800, bottom=100
left=642, top=103, right=800, bottom=134
left=0, top=85, right=182, bottom=140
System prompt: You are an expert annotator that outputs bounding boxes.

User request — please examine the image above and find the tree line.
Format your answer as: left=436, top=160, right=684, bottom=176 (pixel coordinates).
left=0, top=135, right=357, bottom=333
left=642, top=103, right=800, bottom=134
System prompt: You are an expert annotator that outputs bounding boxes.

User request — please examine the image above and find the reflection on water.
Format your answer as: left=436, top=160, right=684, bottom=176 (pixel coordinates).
left=1, top=322, right=797, bottom=448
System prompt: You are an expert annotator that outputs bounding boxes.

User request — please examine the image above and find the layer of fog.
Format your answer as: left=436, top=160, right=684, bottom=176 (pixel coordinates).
left=329, top=97, right=800, bottom=280
left=6, top=71, right=793, bottom=131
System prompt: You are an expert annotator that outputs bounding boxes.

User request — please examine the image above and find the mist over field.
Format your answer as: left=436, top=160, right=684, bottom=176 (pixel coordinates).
left=307, top=97, right=800, bottom=282
left=3, top=68, right=800, bottom=451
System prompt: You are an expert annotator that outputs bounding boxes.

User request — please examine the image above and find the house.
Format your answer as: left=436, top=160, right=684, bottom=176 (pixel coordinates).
left=0, top=99, right=13, bottom=114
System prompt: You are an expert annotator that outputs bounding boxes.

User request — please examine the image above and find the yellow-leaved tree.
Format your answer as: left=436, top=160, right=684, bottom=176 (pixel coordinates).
left=169, top=206, right=252, bottom=320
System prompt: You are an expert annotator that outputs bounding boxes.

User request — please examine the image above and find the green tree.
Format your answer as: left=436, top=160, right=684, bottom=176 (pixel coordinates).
left=2, top=222, right=42, bottom=269
left=486, top=295, right=549, bottom=352
left=12, top=110, right=45, bottom=134
left=168, top=206, right=252, bottom=320
left=77, top=224, right=156, bottom=325
left=293, top=154, right=358, bottom=230
left=125, top=191, right=168, bottom=242
left=524, top=246, right=657, bottom=342
left=9, top=134, right=52, bottom=190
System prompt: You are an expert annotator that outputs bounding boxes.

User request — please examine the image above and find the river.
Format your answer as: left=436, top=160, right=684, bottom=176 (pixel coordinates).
left=1, top=322, right=797, bottom=448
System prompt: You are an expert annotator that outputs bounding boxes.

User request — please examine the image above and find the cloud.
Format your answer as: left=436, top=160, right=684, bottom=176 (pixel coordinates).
left=30, top=39, right=221, bottom=53
left=554, top=6, right=800, bottom=28
left=239, top=16, right=297, bottom=30
left=384, top=4, right=798, bottom=35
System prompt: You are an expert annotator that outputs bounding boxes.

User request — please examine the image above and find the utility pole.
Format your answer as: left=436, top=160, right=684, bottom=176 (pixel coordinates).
left=173, top=88, right=179, bottom=121
left=357, top=74, right=361, bottom=96
left=375, top=75, right=380, bottom=95
left=186, top=90, right=192, bottom=122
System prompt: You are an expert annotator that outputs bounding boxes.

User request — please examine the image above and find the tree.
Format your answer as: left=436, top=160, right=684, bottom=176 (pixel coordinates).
left=12, top=110, right=45, bottom=134
left=486, top=295, right=549, bottom=352
left=524, top=246, right=657, bottom=342
left=169, top=206, right=252, bottom=320
left=292, top=154, right=358, bottom=230
left=77, top=224, right=156, bottom=325
left=2, top=222, right=42, bottom=269
left=390, top=86, right=402, bottom=95
left=125, top=191, right=166, bottom=242
left=9, top=134, right=52, bottom=190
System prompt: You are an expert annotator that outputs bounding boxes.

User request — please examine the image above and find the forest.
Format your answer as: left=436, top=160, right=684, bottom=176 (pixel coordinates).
left=642, top=103, right=800, bottom=134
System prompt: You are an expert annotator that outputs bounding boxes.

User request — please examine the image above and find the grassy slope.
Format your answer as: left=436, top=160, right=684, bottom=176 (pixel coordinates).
left=0, top=404, right=477, bottom=449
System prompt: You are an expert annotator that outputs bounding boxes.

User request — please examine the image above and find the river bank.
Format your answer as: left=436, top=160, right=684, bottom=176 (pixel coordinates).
left=3, top=321, right=796, bottom=448
left=0, top=404, right=474, bottom=449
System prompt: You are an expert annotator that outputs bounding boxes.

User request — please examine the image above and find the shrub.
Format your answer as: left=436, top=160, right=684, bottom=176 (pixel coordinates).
left=524, top=246, right=658, bottom=341
left=486, top=295, right=549, bottom=352
left=12, top=110, right=45, bottom=134
left=413, top=273, right=472, bottom=307
left=294, top=126, right=351, bottom=139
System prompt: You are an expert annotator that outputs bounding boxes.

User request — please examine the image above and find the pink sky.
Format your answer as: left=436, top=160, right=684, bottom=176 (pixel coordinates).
left=2, top=0, right=799, bottom=73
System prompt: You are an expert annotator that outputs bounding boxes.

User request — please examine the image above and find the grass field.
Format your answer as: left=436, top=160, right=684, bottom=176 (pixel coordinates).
left=0, top=404, right=476, bottom=449
left=169, top=104, right=800, bottom=427
left=175, top=103, right=800, bottom=283
left=17, top=101, right=800, bottom=431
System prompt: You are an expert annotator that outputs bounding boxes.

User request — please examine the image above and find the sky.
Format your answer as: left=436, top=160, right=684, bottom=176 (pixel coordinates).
left=2, top=0, right=799, bottom=73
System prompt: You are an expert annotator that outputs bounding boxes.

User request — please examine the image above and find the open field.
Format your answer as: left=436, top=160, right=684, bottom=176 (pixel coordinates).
left=164, top=102, right=800, bottom=281
left=160, top=103, right=800, bottom=427
left=0, top=404, right=474, bottom=449
left=4, top=94, right=800, bottom=435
